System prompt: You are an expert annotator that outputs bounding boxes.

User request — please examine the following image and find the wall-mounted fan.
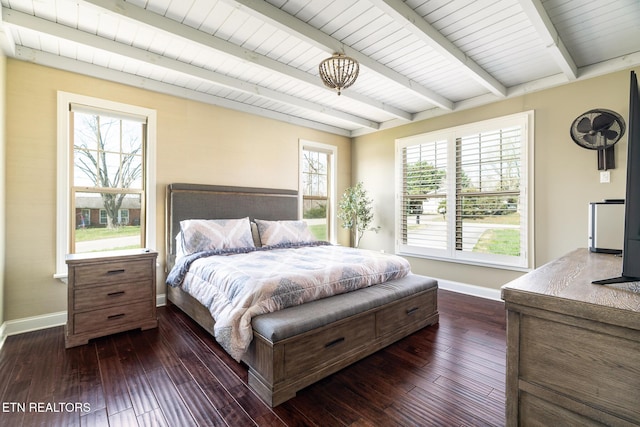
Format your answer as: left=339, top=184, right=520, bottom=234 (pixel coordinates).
left=570, top=109, right=626, bottom=170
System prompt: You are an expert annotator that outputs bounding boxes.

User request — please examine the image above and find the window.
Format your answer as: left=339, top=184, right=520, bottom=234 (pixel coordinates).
left=56, top=92, right=156, bottom=279
left=396, top=112, right=533, bottom=270
left=300, top=140, right=337, bottom=243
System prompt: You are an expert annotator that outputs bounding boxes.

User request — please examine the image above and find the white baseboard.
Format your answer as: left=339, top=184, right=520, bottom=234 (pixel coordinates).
left=0, top=294, right=168, bottom=351
left=0, top=286, right=498, bottom=350
left=437, top=278, right=503, bottom=301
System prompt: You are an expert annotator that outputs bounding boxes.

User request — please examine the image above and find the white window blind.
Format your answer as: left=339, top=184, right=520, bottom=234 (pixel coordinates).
left=396, top=112, right=533, bottom=270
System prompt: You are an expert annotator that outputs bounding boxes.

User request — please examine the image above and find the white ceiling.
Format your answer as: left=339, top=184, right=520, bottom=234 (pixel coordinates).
left=1, top=0, right=639, bottom=137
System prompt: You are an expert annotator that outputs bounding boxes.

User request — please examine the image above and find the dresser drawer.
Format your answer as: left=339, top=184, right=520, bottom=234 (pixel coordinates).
left=72, top=259, right=152, bottom=287
left=73, top=300, right=154, bottom=335
left=284, top=314, right=375, bottom=376
left=519, top=315, right=640, bottom=423
left=74, top=280, right=152, bottom=311
left=376, top=290, right=436, bottom=337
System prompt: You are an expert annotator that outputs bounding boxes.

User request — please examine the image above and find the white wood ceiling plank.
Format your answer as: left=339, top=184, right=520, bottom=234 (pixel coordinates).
left=107, top=55, right=129, bottom=71
left=131, top=25, right=156, bottom=50
left=95, top=10, right=120, bottom=40
left=3, top=0, right=34, bottom=15
left=309, top=1, right=354, bottom=30
left=58, top=38, right=78, bottom=59
left=214, top=6, right=252, bottom=41
left=328, top=7, right=384, bottom=43
left=227, top=15, right=267, bottom=47
left=241, top=22, right=278, bottom=52
left=181, top=0, right=217, bottom=29
left=287, top=0, right=333, bottom=24
left=113, top=18, right=139, bottom=46
left=162, top=0, right=195, bottom=22
left=318, top=1, right=370, bottom=37
left=440, top=3, right=520, bottom=42
left=251, top=27, right=289, bottom=56
left=54, top=0, right=78, bottom=28
left=198, top=1, right=235, bottom=35
left=12, top=26, right=37, bottom=48
left=38, top=31, right=59, bottom=54
left=31, top=0, right=56, bottom=21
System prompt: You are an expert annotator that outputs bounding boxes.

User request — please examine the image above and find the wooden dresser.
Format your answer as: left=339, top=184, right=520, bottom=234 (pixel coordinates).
left=65, top=249, right=158, bottom=348
left=501, top=248, right=640, bottom=426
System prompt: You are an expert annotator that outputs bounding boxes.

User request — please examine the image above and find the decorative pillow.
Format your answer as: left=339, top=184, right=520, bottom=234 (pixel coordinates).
left=254, top=219, right=316, bottom=246
left=180, top=217, right=254, bottom=254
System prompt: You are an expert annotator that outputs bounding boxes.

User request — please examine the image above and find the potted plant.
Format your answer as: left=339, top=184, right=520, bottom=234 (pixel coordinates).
left=338, top=182, right=379, bottom=247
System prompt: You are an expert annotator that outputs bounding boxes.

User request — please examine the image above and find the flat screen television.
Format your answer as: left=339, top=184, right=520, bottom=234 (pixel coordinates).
left=594, top=70, right=640, bottom=285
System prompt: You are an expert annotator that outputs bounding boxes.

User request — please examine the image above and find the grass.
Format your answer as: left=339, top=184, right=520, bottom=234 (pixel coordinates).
left=75, top=225, right=140, bottom=242
left=473, top=228, right=520, bottom=256
left=308, top=224, right=328, bottom=241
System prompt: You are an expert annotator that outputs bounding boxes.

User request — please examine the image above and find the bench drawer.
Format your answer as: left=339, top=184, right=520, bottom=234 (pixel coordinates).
left=376, top=290, right=437, bottom=337
left=284, top=314, right=375, bottom=376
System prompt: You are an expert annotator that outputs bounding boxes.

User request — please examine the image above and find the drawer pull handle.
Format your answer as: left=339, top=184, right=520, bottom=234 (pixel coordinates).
left=325, top=337, right=345, bottom=349
left=107, top=291, right=126, bottom=297
left=406, top=307, right=419, bottom=315
left=106, top=269, right=126, bottom=275
left=107, top=313, right=126, bottom=320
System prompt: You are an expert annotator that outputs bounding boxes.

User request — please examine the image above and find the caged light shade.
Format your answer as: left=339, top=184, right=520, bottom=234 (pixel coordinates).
left=319, top=53, right=359, bottom=95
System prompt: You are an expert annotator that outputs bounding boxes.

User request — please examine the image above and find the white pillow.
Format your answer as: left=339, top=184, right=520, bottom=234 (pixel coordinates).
left=180, top=217, right=254, bottom=254
left=254, top=219, right=316, bottom=246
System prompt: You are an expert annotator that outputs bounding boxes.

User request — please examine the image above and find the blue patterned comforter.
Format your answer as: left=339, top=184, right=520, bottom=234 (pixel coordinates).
left=167, top=243, right=410, bottom=361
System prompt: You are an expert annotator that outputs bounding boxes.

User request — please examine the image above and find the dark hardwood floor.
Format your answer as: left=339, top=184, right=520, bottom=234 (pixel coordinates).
left=0, top=289, right=506, bottom=426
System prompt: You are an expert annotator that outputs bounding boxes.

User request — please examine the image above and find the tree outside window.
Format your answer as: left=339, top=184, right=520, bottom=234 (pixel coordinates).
left=71, top=111, right=146, bottom=253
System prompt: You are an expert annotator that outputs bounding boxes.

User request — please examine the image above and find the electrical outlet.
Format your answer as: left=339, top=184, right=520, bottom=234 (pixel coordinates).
left=600, top=170, right=611, bottom=183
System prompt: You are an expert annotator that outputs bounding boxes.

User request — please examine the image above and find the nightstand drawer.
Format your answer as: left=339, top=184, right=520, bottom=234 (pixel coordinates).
left=73, top=259, right=151, bottom=287
left=74, top=280, right=152, bottom=311
left=73, top=300, right=153, bottom=334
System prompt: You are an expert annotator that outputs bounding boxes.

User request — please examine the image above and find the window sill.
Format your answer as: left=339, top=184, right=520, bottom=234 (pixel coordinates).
left=398, top=250, right=531, bottom=273
left=53, top=272, right=68, bottom=284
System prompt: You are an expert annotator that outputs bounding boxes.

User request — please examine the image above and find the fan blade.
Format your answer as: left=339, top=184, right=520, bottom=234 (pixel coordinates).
left=602, top=129, right=619, bottom=141
left=576, top=117, right=593, bottom=133
left=593, top=113, right=615, bottom=131
left=583, top=134, right=595, bottom=145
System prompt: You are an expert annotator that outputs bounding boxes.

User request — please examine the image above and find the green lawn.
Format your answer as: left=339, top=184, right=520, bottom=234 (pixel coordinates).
left=75, top=225, right=140, bottom=242
left=308, top=224, right=328, bottom=241
left=473, top=228, right=520, bottom=256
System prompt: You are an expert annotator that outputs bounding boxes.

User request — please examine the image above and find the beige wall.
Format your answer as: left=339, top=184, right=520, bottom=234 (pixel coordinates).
left=4, top=60, right=351, bottom=321
left=0, top=52, right=5, bottom=325
left=353, top=67, right=639, bottom=290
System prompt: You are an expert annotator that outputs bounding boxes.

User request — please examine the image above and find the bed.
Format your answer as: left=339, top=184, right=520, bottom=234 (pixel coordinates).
left=165, top=183, right=439, bottom=406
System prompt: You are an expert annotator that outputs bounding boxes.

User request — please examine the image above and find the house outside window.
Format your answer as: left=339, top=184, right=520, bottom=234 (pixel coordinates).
left=396, top=112, right=533, bottom=270
left=55, top=92, right=156, bottom=279
left=300, top=140, right=337, bottom=243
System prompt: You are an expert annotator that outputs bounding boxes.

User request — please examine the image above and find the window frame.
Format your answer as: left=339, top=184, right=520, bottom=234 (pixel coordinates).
left=299, top=140, right=337, bottom=244
left=55, top=92, right=157, bottom=279
left=395, top=111, right=534, bottom=271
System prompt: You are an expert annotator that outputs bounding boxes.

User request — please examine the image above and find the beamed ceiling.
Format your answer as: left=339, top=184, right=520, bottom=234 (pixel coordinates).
left=1, top=0, right=639, bottom=136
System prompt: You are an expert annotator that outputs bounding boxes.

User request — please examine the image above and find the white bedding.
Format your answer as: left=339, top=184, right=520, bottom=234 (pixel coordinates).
left=167, top=244, right=411, bottom=361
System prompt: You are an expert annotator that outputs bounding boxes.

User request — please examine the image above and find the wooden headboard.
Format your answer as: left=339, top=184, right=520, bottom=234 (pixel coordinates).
left=165, top=183, right=298, bottom=268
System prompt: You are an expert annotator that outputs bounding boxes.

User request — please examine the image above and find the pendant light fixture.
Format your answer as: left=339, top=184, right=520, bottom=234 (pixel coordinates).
left=318, top=53, right=359, bottom=95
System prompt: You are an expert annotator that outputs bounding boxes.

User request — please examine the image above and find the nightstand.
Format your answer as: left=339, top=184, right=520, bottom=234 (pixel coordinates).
left=65, top=249, right=158, bottom=348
